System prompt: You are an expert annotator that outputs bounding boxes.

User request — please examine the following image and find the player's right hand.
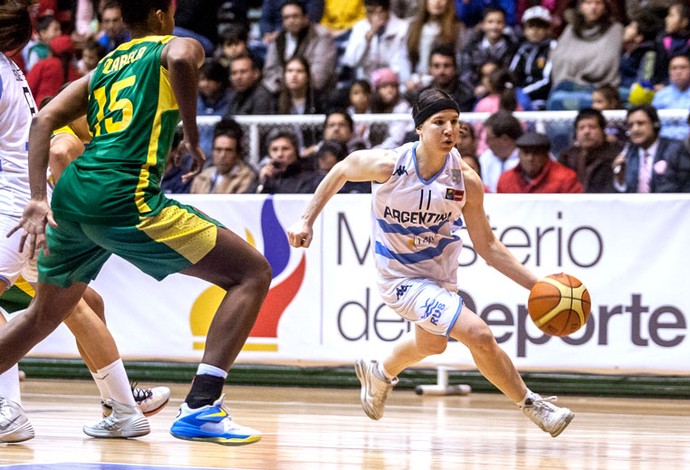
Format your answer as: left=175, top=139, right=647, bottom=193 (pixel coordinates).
left=287, top=220, right=313, bottom=248
left=182, top=140, right=206, bottom=183
left=6, top=199, right=57, bottom=258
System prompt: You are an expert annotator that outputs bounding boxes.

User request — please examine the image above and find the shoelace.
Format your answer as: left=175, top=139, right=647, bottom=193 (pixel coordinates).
left=130, top=382, right=153, bottom=402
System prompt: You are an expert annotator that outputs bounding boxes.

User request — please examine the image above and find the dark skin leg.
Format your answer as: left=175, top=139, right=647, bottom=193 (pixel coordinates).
left=180, top=227, right=272, bottom=370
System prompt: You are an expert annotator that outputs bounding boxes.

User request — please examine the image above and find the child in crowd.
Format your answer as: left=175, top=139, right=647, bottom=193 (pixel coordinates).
left=347, top=79, right=373, bottom=142
left=460, top=7, right=518, bottom=90
left=591, top=84, right=627, bottom=146
left=509, top=6, right=556, bottom=110
left=77, top=40, right=106, bottom=76
left=24, top=15, right=61, bottom=71
left=653, top=1, right=690, bottom=86
left=370, top=67, right=413, bottom=149
left=620, top=11, right=661, bottom=97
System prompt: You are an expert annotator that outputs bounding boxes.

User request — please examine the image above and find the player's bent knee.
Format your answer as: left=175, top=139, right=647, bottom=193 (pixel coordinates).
left=417, top=336, right=448, bottom=356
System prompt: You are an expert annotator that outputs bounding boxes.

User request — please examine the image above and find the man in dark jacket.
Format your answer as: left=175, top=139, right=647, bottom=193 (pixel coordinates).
left=226, top=54, right=275, bottom=115
left=559, top=108, right=621, bottom=193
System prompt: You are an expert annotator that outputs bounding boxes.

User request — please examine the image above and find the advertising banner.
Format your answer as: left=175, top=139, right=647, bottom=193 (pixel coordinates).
left=24, top=194, right=690, bottom=373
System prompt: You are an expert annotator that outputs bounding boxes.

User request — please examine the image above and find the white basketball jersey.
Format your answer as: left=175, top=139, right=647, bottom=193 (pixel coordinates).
left=0, top=53, right=36, bottom=217
left=371, top=142, right=467, bottom=287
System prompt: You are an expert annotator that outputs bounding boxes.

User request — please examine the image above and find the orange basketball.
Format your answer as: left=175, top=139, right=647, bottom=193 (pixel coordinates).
left=528, top=273, right=591, bottom=337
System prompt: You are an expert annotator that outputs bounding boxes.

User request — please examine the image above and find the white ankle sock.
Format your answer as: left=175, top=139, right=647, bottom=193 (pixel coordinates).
left=518, top=389, right=537, bottom=408
left=0, top=364, right=22, bottom=405
left=377, top=361, right=396, bottom=381
left=98, top=359, right=135, bottom=406
left=196, top=363, right=228, bottom=379
left=90, top=370, right=109, bottom=400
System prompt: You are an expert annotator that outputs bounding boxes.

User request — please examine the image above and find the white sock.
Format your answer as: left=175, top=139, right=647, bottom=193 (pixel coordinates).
left=196, top=363, right=228, bottom=379
left=518, top=389, right=537, bottom=408
left=0, top=364, right=22, bottom=405
left=90, top=370, right=109, bottom=400
left=377, top=361, right=396, bottom=381
left=98, top=359, right=135, bottom=407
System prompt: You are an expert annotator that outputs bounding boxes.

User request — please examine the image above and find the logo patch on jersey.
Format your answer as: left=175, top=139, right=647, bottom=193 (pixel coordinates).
left=451, top=169, right=463, bottom=183
left=445, top=188, right=464, bottom=202
left=393, top=165, right=408, bottom=177
left=396, top=284, right=411, bottom=300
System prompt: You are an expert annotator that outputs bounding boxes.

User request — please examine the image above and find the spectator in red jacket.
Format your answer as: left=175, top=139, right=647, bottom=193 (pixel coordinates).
left=497, top=131, right=584, bottom=193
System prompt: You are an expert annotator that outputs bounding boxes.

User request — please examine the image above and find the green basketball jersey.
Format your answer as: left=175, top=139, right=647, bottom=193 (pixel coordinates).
left=51, top=35, right=180, bottom=224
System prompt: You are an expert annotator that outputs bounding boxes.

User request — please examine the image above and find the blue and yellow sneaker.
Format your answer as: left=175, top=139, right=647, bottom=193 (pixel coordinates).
left=170, top=394, right=261, bottom=445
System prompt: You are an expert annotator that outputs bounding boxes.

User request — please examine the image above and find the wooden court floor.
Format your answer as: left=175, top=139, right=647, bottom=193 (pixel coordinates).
left=1, top=378, right=689, bottom=469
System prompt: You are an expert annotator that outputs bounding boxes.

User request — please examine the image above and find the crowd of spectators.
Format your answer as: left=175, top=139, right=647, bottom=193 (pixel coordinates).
left=10, top=0, right=690, bottom=195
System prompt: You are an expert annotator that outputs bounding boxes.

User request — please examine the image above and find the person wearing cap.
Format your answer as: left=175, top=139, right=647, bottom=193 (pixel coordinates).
left=497, top=131, right=583, bottom=193
left=26, top=35, right=80, bottom=105
left=287, top=88, right=575, bottom=439
left=508, top=6, right=556, bottom=110
left=370, top=67, right=413, bottom=149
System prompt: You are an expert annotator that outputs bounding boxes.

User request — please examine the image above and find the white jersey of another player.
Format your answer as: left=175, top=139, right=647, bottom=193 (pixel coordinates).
left=0, top=53, right=36, bottom=218
left=371, top=141, right=467, bottom=290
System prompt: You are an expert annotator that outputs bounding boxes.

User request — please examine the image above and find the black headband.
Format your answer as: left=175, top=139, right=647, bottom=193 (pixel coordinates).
left=413, top=98, right=460, bottom=127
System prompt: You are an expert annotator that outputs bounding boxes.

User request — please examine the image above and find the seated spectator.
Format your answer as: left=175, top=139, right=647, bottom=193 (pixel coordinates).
left=402, top=0, right=465, bottom=93
left=508, top=6, right=556, bottom=110
left=548, top=0, right=623, bottom=110
left=612, top=104, right=690, bottom=192
left=27, top=35, right=80, bottom=106
left=456, top=120, right=478, bottom=159
left=320, top=0, right=366, bottom=40
left=459, top=7, right=518, bottom=91
left=197, top=60, right=231, bottom=117
left=191, top=120, right=257, bottom=194
left=342, top=0, right=409, bottom=80
left=304, top=109, right=370, bottom=159
left=347, top=79, right=374, bottom=141
left=456, top=0, right=517, bottom=29
left=619, top=10, right=661, bottom=100
left=652, top=1, right=690, bottom=86
left=226, top=54, right=276, bottom=115
left=652, top=53, right=690, bottom=139
left=259, top=0, right=324, bottom=46
left=591, top=84, right=627, bottom=146
left=262, top=1, right=337, bottom=94
left=410, top=43, right=475, bottom=111
left=472, top=58, right=499, bottom=103
left=277, top=56, right=323, bottom=115
left=24, top=15, right=61, bottom=71
left=173, top=0, right=222, bottom=56
left=497, top=132, right=583, bottom=193
left=478, top=110, right=523, bottom=193
left=369, top=68, right=413, bottom=149
left=558, top=108, right=621, bottom=193
left=161, top=128, right=194, bottom=194
left=216, top=23, right=252, bottom=68
left=315, top=140, right=372, bottom=193
left=473, top=67, right=526, bottom=155
left=96, top=1, right=130, bottom=53
left=76, top=39, right=106, bottom=76
left=252, top=129, right=321, bottom=194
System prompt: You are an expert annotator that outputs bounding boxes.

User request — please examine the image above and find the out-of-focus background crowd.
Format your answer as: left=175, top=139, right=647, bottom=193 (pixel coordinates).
left=13, top=0, right=690, bottom=196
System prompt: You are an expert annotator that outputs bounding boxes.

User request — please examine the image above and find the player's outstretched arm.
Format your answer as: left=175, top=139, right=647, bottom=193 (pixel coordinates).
left=287, top=149, right=396, bottom=248
left=462, top=164, right=538, bottom=290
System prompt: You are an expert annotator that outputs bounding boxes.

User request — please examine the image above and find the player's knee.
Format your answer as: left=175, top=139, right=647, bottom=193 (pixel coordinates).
left=465, top=324, right=498, bottom=353
left=417, top=337, right=448, bottom=356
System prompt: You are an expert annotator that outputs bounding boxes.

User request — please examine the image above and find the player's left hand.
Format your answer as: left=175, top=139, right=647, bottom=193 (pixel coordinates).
left=287, top=220, right=313, bottom=248
left=6, top=199, right=57, bottom=258
left=182, top=141, right=206, bottom=183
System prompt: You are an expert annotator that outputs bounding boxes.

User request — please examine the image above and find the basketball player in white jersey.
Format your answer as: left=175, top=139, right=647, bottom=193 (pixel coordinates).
left=287, top=88, right=574, bottom=437
left=0, top=1, right=168, bottom=443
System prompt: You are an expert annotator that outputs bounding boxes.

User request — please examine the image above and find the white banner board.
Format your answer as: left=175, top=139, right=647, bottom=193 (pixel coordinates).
left=23, top=194, right=690, bottom=373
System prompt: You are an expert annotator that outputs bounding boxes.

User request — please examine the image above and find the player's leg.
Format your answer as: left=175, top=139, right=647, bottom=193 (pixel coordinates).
left=70, top=288, right=170, bottom=418
left=449, top=305, right=573, bottom=437
left=170, top=226, right=271, bottom=445
left=0, top=280, right=34, bottom=443
left=355, top=326, right=449, bottom=420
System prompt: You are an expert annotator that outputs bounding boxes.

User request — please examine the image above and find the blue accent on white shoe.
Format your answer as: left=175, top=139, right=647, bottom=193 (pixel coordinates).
left=170, top=394, right=261, bottom=446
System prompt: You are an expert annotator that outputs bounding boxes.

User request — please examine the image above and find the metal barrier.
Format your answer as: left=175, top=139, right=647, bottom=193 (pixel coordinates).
left=197, top=109, right=690, bottom=167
